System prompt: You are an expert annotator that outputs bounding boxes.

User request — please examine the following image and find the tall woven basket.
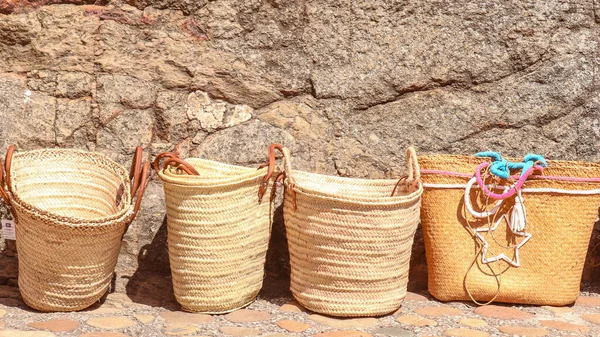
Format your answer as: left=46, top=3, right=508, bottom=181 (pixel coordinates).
left=153, top=148, right=277, bottom=313
left=279, top=146, right=422, bottom=317
left=419, top=154, right=600, bottom=306
left=0, top=146, right=149, bottom=312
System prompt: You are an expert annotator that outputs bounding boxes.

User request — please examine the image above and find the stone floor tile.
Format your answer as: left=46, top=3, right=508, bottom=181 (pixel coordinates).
left=280, top=302, right=307, bottom=313
left=540, top=320, right=590, bottom=333
left=78, top=333, right=130, bottom=337
left=134, top=313, right=155, bottom=324
left=372, top=327, right=415, bottom=336
left=497, top=326, right=549, bottom=337
left=309, top=314, right=377, bottom=329
left=28, top=319, right=80, bottom=332
left=224, top=309, right=271, bottom=323
left=582, top=314, right=600, bottom=324
left=415, top=306, right=463, bottom=316
left=443, top=328, right=489, bottom=337
left=159, top=311, right=214, bottom=325
left=276, top=319, right=311, bottom=332
left=86, top=316, right=137, bottom=329
left=473, top=305, right=534, bottom=320
left=575, top=296, right=600, bottom=307
left=540, top=306, right=574, bottom=315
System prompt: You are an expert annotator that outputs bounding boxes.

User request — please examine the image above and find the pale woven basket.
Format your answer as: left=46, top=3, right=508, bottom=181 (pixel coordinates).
left=419, top=154, right=600, bottom=306
left=280, top=146, right=422, bottom=317
left=154, top=150, right=276, bottom=314
left=0, top=146, right=149, bottom=312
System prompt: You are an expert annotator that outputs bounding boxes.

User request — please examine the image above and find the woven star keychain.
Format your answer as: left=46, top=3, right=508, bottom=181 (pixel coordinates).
left=464, top=177, right=532, bottom=268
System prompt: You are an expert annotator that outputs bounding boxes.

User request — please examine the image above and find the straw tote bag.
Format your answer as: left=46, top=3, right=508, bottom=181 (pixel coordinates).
left=0, top=145, right=149, bottom=312
left=419, top=154, right=600, bottom=305
left=153, top=147, right=279, bottom=313
left=276, top=145, right=422, bottom=317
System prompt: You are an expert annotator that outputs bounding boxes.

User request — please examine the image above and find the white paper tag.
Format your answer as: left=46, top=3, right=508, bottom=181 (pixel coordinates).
left=1, top=220, right=15, bottom=240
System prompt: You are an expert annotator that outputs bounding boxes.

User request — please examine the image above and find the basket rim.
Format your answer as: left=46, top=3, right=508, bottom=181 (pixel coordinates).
left=419, top=153, right=600, bottom=167
left=8, top=148, right=133, bottom=225
left=288, top=170, right=423, bottom=205
left=157, top=157, right=269, bottom=187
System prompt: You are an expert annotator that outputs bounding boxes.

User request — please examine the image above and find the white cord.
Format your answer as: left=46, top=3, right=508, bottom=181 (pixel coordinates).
left=463, top=177, right=505, bottom=218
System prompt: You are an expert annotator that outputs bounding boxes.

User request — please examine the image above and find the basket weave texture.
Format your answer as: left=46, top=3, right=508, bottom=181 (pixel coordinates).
left=419, top=154, right=600, bottom=306
left=2, top=148, right=147, bottom=312
left=157, top=156, right=274, bottom=313
left=282, top=147, right=422, bottom=317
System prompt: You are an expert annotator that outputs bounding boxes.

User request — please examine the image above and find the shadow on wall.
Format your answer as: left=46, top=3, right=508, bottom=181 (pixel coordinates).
left=124, top=215, right=179, bottom=310
left=583, top=207, right=600, bottom=283
left=260, top=203, right=292, bottom=302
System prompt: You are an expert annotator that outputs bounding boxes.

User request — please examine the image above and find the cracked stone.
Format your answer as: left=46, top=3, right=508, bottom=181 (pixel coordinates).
left=186, top=91, right=252, bottom=132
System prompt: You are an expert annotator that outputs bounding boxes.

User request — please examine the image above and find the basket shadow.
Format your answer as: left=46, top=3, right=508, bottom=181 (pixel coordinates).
left=260, top=202, right=293, bottom=303
left=124, top=215, right=179, bottom=310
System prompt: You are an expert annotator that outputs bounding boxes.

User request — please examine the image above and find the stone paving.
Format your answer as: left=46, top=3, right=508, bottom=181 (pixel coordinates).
left=0, top=279, right=599, bottom=337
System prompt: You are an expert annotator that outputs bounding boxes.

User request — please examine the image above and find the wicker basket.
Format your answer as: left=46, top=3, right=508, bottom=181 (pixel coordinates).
left=153, top=148, right=277, bottom=314
left=0, top=146, right=149, bottom=312
left=419, top=154, right=600, bottom=306
left=280, top=146, right=422, bottom=317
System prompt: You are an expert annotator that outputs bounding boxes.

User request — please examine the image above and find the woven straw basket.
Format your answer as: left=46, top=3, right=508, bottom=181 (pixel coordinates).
left=279, top=146, right=422, bottom=317
left=0, top=146, right=149, bottom=312
left=153, top=149, right=277, bottom=313
left=419, top=154, right=600, bottom=306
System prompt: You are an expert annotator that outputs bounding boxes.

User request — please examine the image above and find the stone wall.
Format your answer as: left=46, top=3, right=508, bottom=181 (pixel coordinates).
left=0, top=0, right=599, bottom=296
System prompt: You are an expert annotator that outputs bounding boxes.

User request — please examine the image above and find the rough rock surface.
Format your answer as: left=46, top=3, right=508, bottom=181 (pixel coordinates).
left=0, top=0, right=599, bottom=297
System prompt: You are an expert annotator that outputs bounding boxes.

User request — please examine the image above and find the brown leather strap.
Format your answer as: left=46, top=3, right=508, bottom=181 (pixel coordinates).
left=162, top=157, right=200, bottom=175
left=0, top=158, right=10, bottom=206
left=4, top=145, right=15, bottom=195
left=122, top=161, right=150, bottom=238
left=129, top=146, right=143, bottom=196
left=152, top=152, right=179, bottom=173
left=132, top=162, right=150, bottom=217
left=258, top=143, right=284, bottom=202
left=391, top=146, right=421, bottom=196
